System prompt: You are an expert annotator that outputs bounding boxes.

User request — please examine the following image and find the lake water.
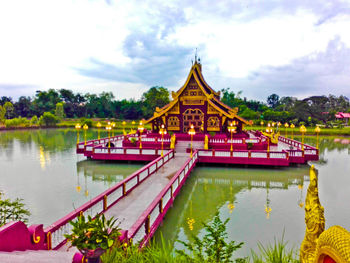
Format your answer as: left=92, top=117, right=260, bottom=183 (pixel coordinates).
left=1, top=129, right=349, bottom=257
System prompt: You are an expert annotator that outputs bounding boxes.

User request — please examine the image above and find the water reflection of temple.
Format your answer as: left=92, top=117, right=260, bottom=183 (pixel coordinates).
left=157, top=165, right=310, bottom=243
left=76, top=160, right=143, bottom=188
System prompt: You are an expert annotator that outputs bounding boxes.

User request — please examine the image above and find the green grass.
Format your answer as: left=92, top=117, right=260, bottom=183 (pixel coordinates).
left=249, top=235, right=300, bottom=263
left=248, top=126, right=350, bottom=136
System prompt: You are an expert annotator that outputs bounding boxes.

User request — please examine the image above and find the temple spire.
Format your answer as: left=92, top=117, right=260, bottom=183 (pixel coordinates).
left=195, top=48, right=197, bottom=63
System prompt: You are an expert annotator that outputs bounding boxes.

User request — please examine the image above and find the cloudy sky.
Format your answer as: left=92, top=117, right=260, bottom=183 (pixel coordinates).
left=1, top=0, right=350, bottom=102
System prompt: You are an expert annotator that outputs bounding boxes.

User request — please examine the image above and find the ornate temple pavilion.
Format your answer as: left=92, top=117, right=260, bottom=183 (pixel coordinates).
left=145, top=60, right=249, bottom=135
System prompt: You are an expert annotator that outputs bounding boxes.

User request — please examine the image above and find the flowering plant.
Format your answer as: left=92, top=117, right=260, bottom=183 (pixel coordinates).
left=64, top=213, right=120, bottom=253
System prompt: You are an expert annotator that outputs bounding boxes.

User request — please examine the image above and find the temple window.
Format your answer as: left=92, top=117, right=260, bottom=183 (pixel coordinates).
left=207, top=116, right=220, bottom=131
left=167, top=116, right=179, bottom=128
left=183, top=108, right=204, bottom=132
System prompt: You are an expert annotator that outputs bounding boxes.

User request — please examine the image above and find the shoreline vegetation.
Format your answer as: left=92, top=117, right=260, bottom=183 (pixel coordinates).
left=1, top=119, right=350, bottom=136
left=0, top=87, right=349, bottom=134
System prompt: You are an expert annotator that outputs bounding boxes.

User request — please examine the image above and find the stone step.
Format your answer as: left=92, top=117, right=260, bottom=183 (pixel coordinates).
left=0, top=250, right=75, bottom=263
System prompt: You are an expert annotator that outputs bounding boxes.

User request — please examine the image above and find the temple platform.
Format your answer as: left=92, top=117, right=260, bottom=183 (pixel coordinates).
left=76, top=132, right=319, bottom=166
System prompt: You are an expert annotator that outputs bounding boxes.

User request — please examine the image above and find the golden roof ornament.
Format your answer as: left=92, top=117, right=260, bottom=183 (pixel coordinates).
left=300, top=165, right=325, bottom=262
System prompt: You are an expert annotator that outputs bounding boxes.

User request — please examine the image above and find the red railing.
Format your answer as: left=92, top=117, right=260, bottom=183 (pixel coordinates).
left=77, top=134, right=138, bottom=152
left=278, top=136, right=316, bottom=150
left=127, top=151, right=199, bottom=246
left=44, top=150, right=175, bottom=250
left=197, top=149, right=288, bottom=159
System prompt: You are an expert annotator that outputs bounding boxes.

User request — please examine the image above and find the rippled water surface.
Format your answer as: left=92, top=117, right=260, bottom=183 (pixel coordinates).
left=1, top=129, right=349, bottom=257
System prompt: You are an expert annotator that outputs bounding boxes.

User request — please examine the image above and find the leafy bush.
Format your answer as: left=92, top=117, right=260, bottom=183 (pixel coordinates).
left=4, top=117, right=30, bottom=128
left=176, top=213, right=246, bottom=262
left=30, top=115, right=38, bottom=125
left=0, top=191, right=31, bottom=227
left=39, top=112, right=59, bottom=127
left=55, top=102, right=65, bottom=120
left=64, top=213, right=120, bottom=251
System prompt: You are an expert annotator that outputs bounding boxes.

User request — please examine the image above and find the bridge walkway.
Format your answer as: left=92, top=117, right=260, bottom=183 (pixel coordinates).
left=103, top=153, right=190, bottom=231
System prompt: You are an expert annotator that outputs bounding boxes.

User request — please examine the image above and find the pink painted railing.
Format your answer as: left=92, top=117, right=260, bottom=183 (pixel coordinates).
left=93, top=147, right=164, bottom=156
left=278, top=136, right=316, bottom=150
left=128, top=151, right=199, bottom=246
left=44, top=150, right=175, bottom=250
left=209, top=138, right=264, bottom=144
left=278, top=136, right=319, bottom=161
left=197, top=149, right=288, bottom=159
left=77, top=134, right=137, bottom=152
left=286, top=149, right=303, bottom=157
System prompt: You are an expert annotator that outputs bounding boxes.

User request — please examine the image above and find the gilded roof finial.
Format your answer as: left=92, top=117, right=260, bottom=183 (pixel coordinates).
left=195, top=48, right=198, bottom=63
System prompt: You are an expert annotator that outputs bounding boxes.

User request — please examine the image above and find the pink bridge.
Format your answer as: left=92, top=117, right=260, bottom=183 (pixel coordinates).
left=0, top=132, right=319, bottom=262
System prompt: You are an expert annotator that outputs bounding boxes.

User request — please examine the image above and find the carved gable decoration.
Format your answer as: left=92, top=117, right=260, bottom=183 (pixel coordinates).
left=207, top=104, right=220, bottom=114
left=168, top=102, right=180, bottom=114
left=180, top=77, right=206, bottom=105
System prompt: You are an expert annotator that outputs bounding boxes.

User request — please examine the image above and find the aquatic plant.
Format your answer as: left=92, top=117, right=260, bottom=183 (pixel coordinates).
left=176, top=213, right=246, bottom=263
left=0, top=191, right=30, bottom=227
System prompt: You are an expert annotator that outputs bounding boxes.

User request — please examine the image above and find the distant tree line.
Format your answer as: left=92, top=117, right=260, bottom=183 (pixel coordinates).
left=0, top=86, right=170, bottom=122
left=220, top=89, right=350, bottom=126
left=1, top=86, right=349, bottom=126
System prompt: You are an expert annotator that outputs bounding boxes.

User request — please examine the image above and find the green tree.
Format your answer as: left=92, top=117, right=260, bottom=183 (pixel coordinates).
left=30, top=115, right=38, bottom=125
left=32, top=89, right=61, bottom=115
left=14, top=96, right=32, bottom=117
left=141, top=86, right=170, bottom=118
left=220, top=88, right=243, bottom=109
left=39, top=112, right=59, bottom=126
left=55, top=102, right=65, bottom=120
left=0, top=105, right=6, bottom=124
left=267, top=94, right=280, bottom=109
left=4, top=101, right=15, bottom=119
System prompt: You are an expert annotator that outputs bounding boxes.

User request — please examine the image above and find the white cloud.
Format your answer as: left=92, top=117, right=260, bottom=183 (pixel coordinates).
left=0, top=0, right=349, bottom=100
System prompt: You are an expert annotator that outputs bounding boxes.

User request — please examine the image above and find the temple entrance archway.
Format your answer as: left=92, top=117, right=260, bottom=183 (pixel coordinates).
left=182, top=108, right=204, bottom=133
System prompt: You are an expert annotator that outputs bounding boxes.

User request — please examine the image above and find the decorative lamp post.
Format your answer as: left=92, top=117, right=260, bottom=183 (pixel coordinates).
left=96, top=122, right=102, bottom=140
left=188, top=124, right=196, bottom=158
left=315, top=126, right=321, bottom=149
left=75, top=123, right=81, bottom=144
left=228, top=121, right=237, bottom=152
left=111, top=122, right=116, bottom=137
left=122, top=121, right=126, bottom=135
left=277, top=122, right=281, bottom=133
left=290, top=123, right=295, bottom=140
left=131, top=121, right=136, bottom=132
left=260, top=121, right=264, bottom=130
left=266, top=123, right=272, bottom=152
left=159, top=124, right=167, bottom=157
left=83, top=124, right=88, bottom=145
left=300, top=125, right=307, bottom=151
left=284, top=123, right=289, bottom=137
left=105, top=125, right=112, bottom=148
left=138, top=121, right=144, bottom=149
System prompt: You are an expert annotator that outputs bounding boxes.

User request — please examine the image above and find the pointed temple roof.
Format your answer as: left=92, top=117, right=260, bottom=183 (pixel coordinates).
left=145, top=62, right=249, bottom=125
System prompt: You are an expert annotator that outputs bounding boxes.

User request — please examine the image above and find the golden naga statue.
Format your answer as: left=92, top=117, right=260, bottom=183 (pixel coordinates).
left=204, top=135, right=209, bottom=150
left=300, top=165, right=350, bottom=263
left=170, top=134, right=176, bottom=149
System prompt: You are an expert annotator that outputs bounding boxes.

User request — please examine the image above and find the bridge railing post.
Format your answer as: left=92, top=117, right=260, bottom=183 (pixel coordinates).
left=146, top=215, right=150, bottom=234
left=103, top=195, right=107, bottom=211
left=160, top=198, right=163, bottom=213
